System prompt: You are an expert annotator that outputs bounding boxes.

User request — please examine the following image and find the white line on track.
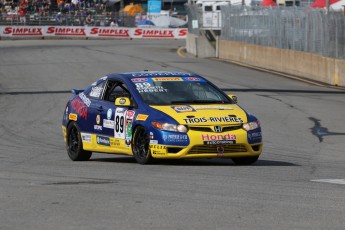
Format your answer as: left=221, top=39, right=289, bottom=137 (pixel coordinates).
left=311, top=179, right=345, bottom=185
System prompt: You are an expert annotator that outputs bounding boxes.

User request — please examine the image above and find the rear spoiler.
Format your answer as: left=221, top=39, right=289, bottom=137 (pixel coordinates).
left=71, top=89, right=84, bottom=95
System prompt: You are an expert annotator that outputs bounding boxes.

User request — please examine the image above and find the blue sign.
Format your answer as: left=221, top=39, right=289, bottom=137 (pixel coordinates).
left=148, top=0, right=161, bottom=13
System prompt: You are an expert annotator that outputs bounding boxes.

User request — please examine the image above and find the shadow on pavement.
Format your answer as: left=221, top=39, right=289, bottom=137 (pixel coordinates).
left=89, top=156, right=298, bottom=166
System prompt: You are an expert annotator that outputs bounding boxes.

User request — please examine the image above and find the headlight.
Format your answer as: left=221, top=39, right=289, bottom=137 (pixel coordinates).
left=242, top=120, right=260, bottom=131
left=151, top=122, right=188, bottom=133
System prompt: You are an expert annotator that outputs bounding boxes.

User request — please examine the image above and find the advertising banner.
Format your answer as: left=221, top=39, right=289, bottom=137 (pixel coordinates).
left=0, top=26, right=187, bottom=39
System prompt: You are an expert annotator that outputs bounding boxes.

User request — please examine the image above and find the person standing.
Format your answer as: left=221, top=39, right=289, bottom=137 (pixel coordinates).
left=110, top=19, right=118, bottom=27
left=18, top=0, right=28, bottom=25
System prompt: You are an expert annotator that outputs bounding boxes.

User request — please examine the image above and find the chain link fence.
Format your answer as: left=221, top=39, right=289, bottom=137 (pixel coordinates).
left=0, top=12, right=136, bottom=27
left=186, top=4, right=345, bottom=59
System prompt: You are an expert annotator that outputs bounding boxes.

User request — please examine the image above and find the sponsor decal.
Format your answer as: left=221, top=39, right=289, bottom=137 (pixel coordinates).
left=94, top=125, right=102, bottom=131
left=3, top=27, right=43, bottom=36
left=192, top=105, right=234, bottom=110
left=150, top=145, right=167, bottom=155
left=96, top=114, right=100, bottom=124
left=103, top=119, right=115, bottom=129
left=152, top=77, right=183, bottom=82
left=134, top=28, right=174, bottom=38
left=150, top=145, right=166, bottom=149
left=185, top=77, right=200, bottom=81
left=202, top=133, right=236, bottom=145
left=81, top=133, right=92, bottom=143
left=114, top=108, right=126, bottom=139
left=248, top=131, right=262, bottom=143
left=135, top=83, right=167, bottom=93
left=71, top=98, right=88, bottom=120
left=96, top=135, right=110, bottom=146
left=119, top=98, right=126, bottom=104
left=136, top=114, right=148, bottom=121
left=107, top=109, right=112, bottom=120
left=150, top=140, right=158, bottom=144
left=131, top=78, right=148, bottom=82
left=149, top=132, right=154, bottom=139
left=127, top=110, right=135, bottom=119
left=183, top=116, right=243, bottom=124
left=214, top=126, right=222, bottom=133
left=69, top=113, right=78, bottom=121
left=125, top=117, right=133, bottom=147
left=163, top=134, right=188, bottom=143
left=78, top=92, right=91, bottom=107
left=131, top=72, right=192, bottom=77
left=171, top=105, right=196, bottom=113
left=90, top=86, right=103, bottom=98
left=47, top=26, right=86, bottom=36
left=110, top=139, right=121, bottom=146
left=90, top=28, right=130, bottom=37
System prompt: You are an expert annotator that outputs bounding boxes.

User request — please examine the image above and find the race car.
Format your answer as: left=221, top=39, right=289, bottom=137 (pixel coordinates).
left=62, top=71, right=262, bottom=165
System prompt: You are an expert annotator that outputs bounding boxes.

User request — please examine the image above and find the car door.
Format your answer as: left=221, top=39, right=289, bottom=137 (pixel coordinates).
left=85, top=80, right=108, bottom=137
left=99, top=79, right=136, bottom=151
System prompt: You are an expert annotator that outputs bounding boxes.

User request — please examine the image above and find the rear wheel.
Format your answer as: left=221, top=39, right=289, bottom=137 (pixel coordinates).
left=67, top=122, right=92, bottom=161
left=132, top=126, right=153, bottom=164
left=231, top=156, right=259, bottom=165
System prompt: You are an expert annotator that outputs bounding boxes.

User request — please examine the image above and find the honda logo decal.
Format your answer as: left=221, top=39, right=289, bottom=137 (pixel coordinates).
left=214, top=126, right=222, bottom=133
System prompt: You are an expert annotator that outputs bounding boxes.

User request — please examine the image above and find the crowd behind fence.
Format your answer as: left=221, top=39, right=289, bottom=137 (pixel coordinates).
left=0, top=0, right=135, bottom=26
left=186, top=4, right=345, bottom=59
left=0, top=11, right=135, bottom=27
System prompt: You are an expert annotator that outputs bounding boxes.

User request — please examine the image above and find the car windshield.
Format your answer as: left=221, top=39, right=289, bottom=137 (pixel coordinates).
left=132, top=77, right=233, bottom=105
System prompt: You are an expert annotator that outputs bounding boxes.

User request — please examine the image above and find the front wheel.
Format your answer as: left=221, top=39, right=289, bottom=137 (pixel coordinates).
left=132, top=126, right=153, bottom=164
left=67, top=122, right=92, bottom=161
left=231, top=156, right=259, bottom=165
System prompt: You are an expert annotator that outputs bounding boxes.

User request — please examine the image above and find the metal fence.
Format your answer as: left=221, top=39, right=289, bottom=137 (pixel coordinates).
left=0, top=12, right=136, bottom=27
left=186, top=4, right=345, bottom=59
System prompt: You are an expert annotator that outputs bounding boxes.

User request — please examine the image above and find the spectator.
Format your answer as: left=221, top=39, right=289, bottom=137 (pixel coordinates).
left=57, top=0, right=64, bottom=12
left=78, top=9, right=86, bottom=25
left=55, top=11, right=63, bottom=24
left=18, top=0, right=28, bottom=25
left=110, top=18, right=117, bottom=27
left=71, top=0, right=78, bottom=9
left=0, top=0, right=3, bottom=14
left=84, top=13, right=91, bottom=26
left=41, top=0, right=50, bottom=16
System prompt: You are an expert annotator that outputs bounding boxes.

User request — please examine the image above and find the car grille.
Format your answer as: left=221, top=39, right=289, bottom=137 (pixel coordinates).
left=188, top=144, right=247, bottom=154
left=188, top=125, right=242, bottom=132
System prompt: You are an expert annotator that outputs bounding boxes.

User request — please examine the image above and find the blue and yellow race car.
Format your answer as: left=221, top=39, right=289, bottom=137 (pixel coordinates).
left=62, top=71, right=262, bottom=165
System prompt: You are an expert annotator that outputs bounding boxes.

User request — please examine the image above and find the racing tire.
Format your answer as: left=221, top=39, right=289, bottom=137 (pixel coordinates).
left=67, top=122, right=92, bottom=161
left=231, top=156, right=259, bottom=165
left=132, top=126, right=154, bottom=165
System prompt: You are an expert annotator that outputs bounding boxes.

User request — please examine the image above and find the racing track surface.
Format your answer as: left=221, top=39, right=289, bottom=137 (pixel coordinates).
left=1, top=40, right=345, bottom=230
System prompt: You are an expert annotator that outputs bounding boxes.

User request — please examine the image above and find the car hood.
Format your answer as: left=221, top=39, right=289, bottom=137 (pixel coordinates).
left=150, top=104, right=247, bottom=125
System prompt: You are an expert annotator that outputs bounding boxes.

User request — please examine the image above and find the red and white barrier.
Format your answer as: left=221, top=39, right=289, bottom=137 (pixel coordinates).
left=0, top=26, right=187, bottom=39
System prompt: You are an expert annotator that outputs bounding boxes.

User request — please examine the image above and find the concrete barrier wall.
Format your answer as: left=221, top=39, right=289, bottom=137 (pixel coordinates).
left=186, top=33, right=216, bottom=58
left=218, top=40, right=345, bottom=87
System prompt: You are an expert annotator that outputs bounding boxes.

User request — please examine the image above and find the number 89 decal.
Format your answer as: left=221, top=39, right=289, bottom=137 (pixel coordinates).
left=114, top=108, right=135, bottom=142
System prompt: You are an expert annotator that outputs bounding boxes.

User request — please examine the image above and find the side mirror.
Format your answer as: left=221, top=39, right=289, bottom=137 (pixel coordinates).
left=228, top=94, right=238, bottom=103
left=115, top=97, right=131, bottom=107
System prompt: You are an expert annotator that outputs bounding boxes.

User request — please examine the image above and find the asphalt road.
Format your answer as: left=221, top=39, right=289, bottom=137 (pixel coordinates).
left=1, top=39, right=345, bottom=230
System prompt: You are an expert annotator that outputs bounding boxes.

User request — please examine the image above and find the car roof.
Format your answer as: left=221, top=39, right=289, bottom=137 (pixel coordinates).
left=105, top=71, right=204, bottom=81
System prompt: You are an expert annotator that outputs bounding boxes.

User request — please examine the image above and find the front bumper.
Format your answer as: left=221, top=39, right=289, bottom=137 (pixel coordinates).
left=150, top=128, right=262, bottom=159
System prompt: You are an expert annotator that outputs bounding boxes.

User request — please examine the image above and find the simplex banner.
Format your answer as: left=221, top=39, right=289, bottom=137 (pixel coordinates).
left=0, top=26, right=187, bottom=39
